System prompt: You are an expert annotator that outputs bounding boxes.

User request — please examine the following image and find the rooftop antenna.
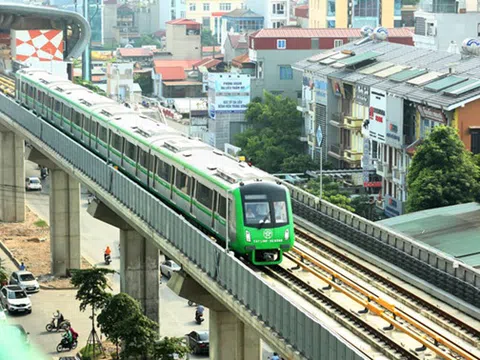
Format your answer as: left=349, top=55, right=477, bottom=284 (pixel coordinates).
left=447, top=40, right=459, bottom=54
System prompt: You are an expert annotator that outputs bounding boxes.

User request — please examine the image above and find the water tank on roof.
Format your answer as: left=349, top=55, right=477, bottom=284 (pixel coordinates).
left=462, top=38, right=480, bottom=55
left=373, top=27, right=388, bottom=41
left=360, top=26, right=374, bottom=37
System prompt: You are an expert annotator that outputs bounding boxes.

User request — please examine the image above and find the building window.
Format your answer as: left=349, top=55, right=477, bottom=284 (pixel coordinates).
left=276, top=39, right=286, bottom=49
left=180, top=10, right=186, bottom=17
left=202, top=17, right=211, bottom=28
left=272, top=3, right=285, bottom=14
left=273, top=21, right=284, bottom=28
left=311, top=38, right=319, bottom=49
left=219, top=3, right=231, bottom=10
left=471, top=131, right=480, bottom=154
left=334, top=39, right=343, bottom=47
left=327, top=0, right=335, bottom=16
left=327, top=20, right=335, bottom=28
left=203, top=2, right=210, bottom=11
left=189, top=2, right=196, bottom=11
left=279, top=65, right=293, bottom=80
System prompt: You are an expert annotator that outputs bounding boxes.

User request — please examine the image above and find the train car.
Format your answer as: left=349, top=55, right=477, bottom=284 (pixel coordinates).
left=15, top=69, right=294, bottom=265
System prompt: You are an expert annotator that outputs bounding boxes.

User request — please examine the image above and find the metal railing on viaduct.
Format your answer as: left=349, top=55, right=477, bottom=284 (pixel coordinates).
left=0, top=96, right=366, bottom=359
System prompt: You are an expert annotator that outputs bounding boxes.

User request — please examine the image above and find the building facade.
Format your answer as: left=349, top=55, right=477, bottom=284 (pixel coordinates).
left=166, top=19, right=202, bottom=60
left=295, top=37, right=480, bottom=217
left=308, top=0, right=401, bottom=29
left=244, top=0, right=291, bottom=28
left=223, top=33, right=248, bottom=63
left=220, top=9, right=264, bottom=47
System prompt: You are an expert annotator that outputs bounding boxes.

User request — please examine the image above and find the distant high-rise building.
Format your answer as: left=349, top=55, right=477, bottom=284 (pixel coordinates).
left=308, top=0, right=401, bottom=28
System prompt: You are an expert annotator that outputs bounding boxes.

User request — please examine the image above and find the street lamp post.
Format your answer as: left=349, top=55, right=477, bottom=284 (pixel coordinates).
left=316, top=125, right=323, bottom=200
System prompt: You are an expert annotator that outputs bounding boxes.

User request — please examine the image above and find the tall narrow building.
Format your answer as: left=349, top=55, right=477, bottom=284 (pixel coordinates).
left=308, top=0, right=401, bottom=28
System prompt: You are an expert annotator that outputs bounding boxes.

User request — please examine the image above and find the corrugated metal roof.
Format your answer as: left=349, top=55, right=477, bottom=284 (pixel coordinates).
left=443, top=78, right=480, bottom=96
left=407, top=71, right=445, bottom=85
left=154, top=66, right=186, bottom=80
left=424, top=76, right=467, bottom=92
left=390, top=68, right=427, bottom=82
left=118, top=48, right=153, bottom=57
left=153, top=59, right=200, bottom=70
left=250, top=28, right=413, bottom=39
left=360, top=62, right=394, bottom=74
left=374, top=65, right=409, bottom=78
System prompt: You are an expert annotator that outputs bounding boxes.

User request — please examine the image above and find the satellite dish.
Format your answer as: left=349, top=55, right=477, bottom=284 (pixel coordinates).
left=360, top=25, right=374, bottom=37
left=462, top=38, right=480, bottom=55
left=125, top=44, right=133, bottom=48
left=373, top=27, right=388, bottom=41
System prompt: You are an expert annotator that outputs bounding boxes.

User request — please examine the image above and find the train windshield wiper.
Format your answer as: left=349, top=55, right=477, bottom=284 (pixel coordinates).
left=257, top=214, right=270, bottom=229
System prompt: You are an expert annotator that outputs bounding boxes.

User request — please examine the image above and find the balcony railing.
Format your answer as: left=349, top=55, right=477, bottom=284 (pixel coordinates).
left=344, top=115, right=363, bottom=130
left=384, top=165, right=392, bottom=179
left=330, top=112, right=345, bottom=127
left=376, top=161, right=384, bottom=175
left=343, top=148, right=362, bottom=163
left=308, top=133, right=315, bottom=144
left=328, top=144, right=345, bottom=159
left=392, top=167, right=406, bottom=185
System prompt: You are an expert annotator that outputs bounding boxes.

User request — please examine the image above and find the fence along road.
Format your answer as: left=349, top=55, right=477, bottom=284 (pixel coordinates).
left=0, top=94, right=369, bottom=359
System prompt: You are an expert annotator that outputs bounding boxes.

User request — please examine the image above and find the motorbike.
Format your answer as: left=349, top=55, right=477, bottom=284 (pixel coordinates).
left=187, top=300, right=197, bottom=307
left=45, top=316, right=71, bottom=332
left=56, top=333, right=78, bottom=353
left=195, top=311, right=204, bottom=325
left=40, top=168, right=48, bottom=180
left=104, top=253, right=111, bottom=265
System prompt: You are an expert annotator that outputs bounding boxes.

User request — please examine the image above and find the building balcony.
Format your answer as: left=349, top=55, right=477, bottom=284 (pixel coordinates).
left=392, top=166, right=406, bottom=185
left=376, top=160, right=384, bottom=176
left=328, top=144, right=345, bottom=159
left=384, top=165, right=392, bottom=179
left=343, top=148, right=362, bottom=164
left=307, top=133, right=315, bottom=144
left=344, top=115, right=363, bottom=130
left=329, top=112, right=345, bottom=127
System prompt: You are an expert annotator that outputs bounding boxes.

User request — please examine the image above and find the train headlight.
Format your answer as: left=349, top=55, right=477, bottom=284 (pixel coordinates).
left=284, top=229, right=290, bottom=241
left=245, top=231, right=251, bottom=242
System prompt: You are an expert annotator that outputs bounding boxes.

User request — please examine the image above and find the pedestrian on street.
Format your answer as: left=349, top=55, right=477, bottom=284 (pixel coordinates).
left=19, top=262, right=26, bottom=271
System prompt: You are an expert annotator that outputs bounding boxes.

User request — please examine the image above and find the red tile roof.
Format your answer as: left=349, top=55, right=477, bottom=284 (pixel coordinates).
left=212, top=12, right=227, bottom=17
left=193, top=58, right=221, bottom=69
left=154, top=66, right=186, bottom=80
left=295, top=5, right=308, bottom=18
left=232, top=53, right=252, bottom=68
left=250, top=27, right=414, bottom=39
left=166, top=18, right=200, bottom=26
left=228, top=34, right=248, bottom=49
left=153, top=30, right=166, bottom=38
left=118, top=48, right=153, bottom=57
left=153, top=59, right=200, bottom=70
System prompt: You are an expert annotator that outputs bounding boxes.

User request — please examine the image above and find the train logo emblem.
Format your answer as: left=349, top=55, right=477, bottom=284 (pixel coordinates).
left=263, top=229, right=273, bottom=239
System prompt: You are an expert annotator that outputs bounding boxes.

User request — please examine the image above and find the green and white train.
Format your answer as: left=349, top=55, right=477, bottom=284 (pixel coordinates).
left=15, top=69, right=295, bottom=265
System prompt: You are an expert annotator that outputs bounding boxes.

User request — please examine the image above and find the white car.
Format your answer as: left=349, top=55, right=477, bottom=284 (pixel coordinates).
left=0, top=286, right=32, bottom=314
left=25, top=176, right=42, bottom=191
left=160, top=260, right=181, bottom=278
left=9, top=271, right=40, bottom=293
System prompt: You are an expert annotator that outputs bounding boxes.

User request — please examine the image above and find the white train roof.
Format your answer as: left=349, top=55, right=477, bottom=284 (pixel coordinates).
left=18, top=69, right=277, bottom=189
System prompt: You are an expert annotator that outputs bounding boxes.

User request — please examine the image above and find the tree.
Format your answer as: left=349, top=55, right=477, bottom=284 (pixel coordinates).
left=201, top=28, right=216, bottom=46
left=97, top=293, right=143, bottom=358
left=472, top=154, right=480, bottom=203
left=153, top=337, right=191, bottom=360
left=406, top=126, right=480, bottom=212
left=304, top=178, right=355, bottom=212
left=351, top=194, right=376, bottom=220
left=134, top=73, right=153, bottom=95
left=235, top=92, right=311, bottom=173
left=134, top=34, right=162, bottom=48
left=73, top=77, right=107, bottom=96
left=70, top=268, right=115, bottom=358
left=120, top=312, right=158, bottom=359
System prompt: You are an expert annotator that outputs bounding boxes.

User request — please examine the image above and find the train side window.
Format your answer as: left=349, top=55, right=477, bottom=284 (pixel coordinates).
left=83, top=116, right=91, bottom=132
left=54, top=100, right=61, bottom=114
left=98, top=126, right=108, bottom=142
left=20, top=81, right=24, bottom=93
left=28, top=85, right=34, bottom=98
left=217, top=195, right=226, bottom=218
left=72, top=111, right=82, bottom=126
left=90, top=120, right=98, bottom=136
left=175, top=170, right=190, bottom=194
left=196, top=182, right=213, bottom=209
left=37, top=90, right=43, bottom=103
left=111, top=132, right=123, bottom=152
left=156, top=158, right=171, bottom=182
left=138, top=149, right=148, bottom=168
left=63, top=106, right=71, bottom=120
left=44, top=96, right=51, bottom=108
left=125, top=140, right=137, bottom=161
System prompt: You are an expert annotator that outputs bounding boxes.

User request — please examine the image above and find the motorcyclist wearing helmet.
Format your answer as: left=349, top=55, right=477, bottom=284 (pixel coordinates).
left=104, top=246, right=111, bottom=261
left=54, top=310, right=64, bottom=330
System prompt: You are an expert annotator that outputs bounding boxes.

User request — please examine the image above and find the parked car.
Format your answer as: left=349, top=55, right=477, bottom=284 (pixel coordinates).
left=160, top=260, right=181, bottom=278
left=9, top=271, right=40, bottom=293
left=0, top=285, right=32, bottom=314
left=186, top=330, right=209, bottom=355
left=25, top=177, right=42, bottom=191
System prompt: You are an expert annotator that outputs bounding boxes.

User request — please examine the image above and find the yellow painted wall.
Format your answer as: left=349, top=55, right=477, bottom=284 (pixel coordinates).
left=186, top=0, right=244, bottom=33
left=308, top=0, right=327, bottom=28
left=381, top=0, right=394, bottom=27
left=335, top=0, right=348, bottom=28
left=415, top=111, right=420, bottom=140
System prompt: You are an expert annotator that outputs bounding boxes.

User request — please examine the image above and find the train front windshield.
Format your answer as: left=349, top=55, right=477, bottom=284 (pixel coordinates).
left=241, top=187, right=289, bottom=228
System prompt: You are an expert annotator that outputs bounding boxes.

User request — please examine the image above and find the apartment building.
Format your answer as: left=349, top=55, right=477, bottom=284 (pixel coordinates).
left=166, top=19, right=202, bottom=60
left=295, top=34, right=480, bottom=216
left=244, top=0, right=291, bottom=28
left=185, top=0, right=244, bottom=37
left=308, top=0, right=401, bottom=29
left=220, top=9, right=264, bottom=48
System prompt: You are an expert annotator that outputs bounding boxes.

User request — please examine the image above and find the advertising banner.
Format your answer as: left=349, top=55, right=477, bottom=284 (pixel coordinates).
left=208, top=73, right=250, bottom=119
left=386, top=94, right=404, bottom=149
left=355, top=84, right=370, bottom=106
left=12, top=29, right=64, bottom=62
left=368, top=88, right=387, bottom=144
left=314, top=76, right=327, bottom=104
left=417, top=105, right=446, bottom=123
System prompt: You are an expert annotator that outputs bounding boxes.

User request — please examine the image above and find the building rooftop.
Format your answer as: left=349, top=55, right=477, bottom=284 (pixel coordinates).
left=250, top=27, right=413, bottom=39
left=379, top=203, right=480, bottom=268
left=222, top=8, right=263, bottom=18
left=232, top=53, right=252, bottom=68
left=295, top=5, right=308, bottom=18
left=153, top=59, right=200, bottom=71
left=118, top=48, right=153, bottom=57
left=154, top=66, right=186, bottom=80
left=166, top=18, right=201, bottom=29
left=193, top=58, right=221, bottom=69
left=228, top=34, right=248, bottom=49
left=294, top=39, right=480, bottom=111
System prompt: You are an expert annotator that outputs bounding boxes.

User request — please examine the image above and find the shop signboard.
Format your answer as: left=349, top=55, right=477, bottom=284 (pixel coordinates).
left=386, top=94, right=404, bottom=149
left=368, top=88, right=387, bottom=144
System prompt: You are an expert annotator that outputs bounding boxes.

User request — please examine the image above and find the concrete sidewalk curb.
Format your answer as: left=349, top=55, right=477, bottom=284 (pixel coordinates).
left=0, top=239, right=21, bottom=269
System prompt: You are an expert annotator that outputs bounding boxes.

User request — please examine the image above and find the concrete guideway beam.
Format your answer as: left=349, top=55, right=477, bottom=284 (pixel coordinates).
left=168, top=272, right=262, bottom=360
left=49, top=169, right=81, bottom=276
left=25, top=146, right=58, bottom=170
left=0, top=124, right=25, bottom=222
left=88, top=199, right=160, bottom=324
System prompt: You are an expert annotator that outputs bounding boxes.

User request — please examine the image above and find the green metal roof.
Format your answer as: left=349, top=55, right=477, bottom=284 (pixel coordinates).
left=389, top=68, right=427, bottom=82
left=442, top=78, right=480, bottom=97
left=424, top=75, right=467, bottom=92
left=338, top=51, right=382, bottom=67
left=379, top=203, right=480, bottom=268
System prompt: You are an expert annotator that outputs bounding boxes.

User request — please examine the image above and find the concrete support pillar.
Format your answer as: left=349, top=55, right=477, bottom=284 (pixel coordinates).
left=120, top=228, right=159, bottom=324
left=0, top=127, right=25, bottom=222
left=209, top=309, right=262, bottom=360
left=49, top=169, right=81, bottom=276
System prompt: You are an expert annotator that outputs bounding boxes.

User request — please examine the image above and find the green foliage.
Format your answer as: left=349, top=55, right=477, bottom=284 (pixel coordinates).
left=79, top=344, right=103, bottom=360
left=350, top=194, right=376, bottom=220
left=134, top=34, right=162, bottom=48
left=201, top=28, right=216, bottom=46
left=73, top=77, right=107, bottom=96
left=304, top=178, right=355, bottom=212
left=73, top=58, right=81, bottom=68
left=0, top=258, right=8, bottom=285
left=235, top=92, right=311, bottom=173
left=70, top=268, right=114, bottom=312
left=134, top=73, right=153, bottom=95
left=97, top=293, right=143, bottom=358
left=153, top=337, right=191, bottom=360
left=406, top=126, right=480, bottom=212
left=33, top=219, right=48, bottom=228
left=119, top=312, right=158, bottom=359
